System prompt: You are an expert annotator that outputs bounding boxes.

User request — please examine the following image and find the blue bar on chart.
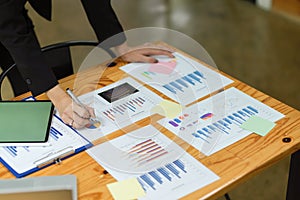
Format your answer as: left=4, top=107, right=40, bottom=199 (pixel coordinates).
left=125, top=102, right=135, bottom=112
left=198, top=130, right=211, bottom=141
left=191, top=105, right=261, bottom=142
left=242, top=108, right=255, bottom=116
left=140, top=174, right=156, bottom=190
left=233, top=113, right=246, bottom=122
left=198, top=130, right=212, bottom=138
left=173, top=159, right=187, bottom=173
left=157, top=167, right=172, bottom=181
left=202, top=127, right=213, bottom=135
left=218, top=120, right=231, bottom=130
left=176, top=79, right=188, bottom=88
left=4, top=146, right=18, bottom=157
left=165, top=163, right=181, bottom=178
left=173, top=118, right=181, bottom=123
left=138, top=159, right=187, bottom=192
left=194, top=70, right=205, bottom=79
left=50, top=127, right=63, bottom=141
left=223, top=118, right=232, bottom=125
left=238, top=110, right=249, bottom=118
left=149, top=171, right=163, bottom=184
left=247, top=106, right=258, bottom=113
left=188, top=73, right=201, bottom=83
left=137, top=179, right=148, bottom=191
left=213, top=123, right=230, bottom=134
left=207, top=125, right=217, bottom=133
left=163, top=84, right=177, bottom=94
left=192, top=132, right=209, bottom=143
left=170, top=82, right=184, bottom=92
left=161, top=70, right=207, bottom=95
left=182, top=76, right=195, bottom=85
left=228, top=115, right=242, bottom=125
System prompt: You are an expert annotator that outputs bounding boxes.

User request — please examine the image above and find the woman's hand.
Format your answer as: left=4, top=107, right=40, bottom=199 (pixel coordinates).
left=46, top=85, right=95, bottom=129
left=115, top=42, right=175, bottom=63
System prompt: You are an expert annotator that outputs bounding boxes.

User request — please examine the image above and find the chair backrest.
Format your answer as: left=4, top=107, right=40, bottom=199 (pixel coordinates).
left=0, top=41, right=116, bottom=100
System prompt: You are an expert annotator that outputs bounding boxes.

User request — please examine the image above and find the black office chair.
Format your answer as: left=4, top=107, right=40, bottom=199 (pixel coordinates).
left=0, top=40, right=116, bottom=100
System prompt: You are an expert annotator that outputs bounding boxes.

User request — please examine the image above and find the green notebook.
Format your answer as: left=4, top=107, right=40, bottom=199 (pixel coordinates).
left=0, top=101, right=54, bottom=146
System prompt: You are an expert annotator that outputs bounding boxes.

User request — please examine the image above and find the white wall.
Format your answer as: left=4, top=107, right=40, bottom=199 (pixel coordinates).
left=257, top=0, right=272, bottom=10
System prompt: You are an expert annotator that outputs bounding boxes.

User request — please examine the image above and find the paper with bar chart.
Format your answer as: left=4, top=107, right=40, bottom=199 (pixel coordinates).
left=77, top=77, right=163, bottom=141
left=87, top=125, right=219, bottom=200
left=121, top=52, right=233, bottom=105
left=0, top=115, right=91, bottom=177
left=158, top=87, right=285, bottom=156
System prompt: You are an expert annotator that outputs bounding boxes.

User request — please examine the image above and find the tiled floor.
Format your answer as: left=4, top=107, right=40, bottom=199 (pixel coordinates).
left=2, top=0, right=300, bottom=199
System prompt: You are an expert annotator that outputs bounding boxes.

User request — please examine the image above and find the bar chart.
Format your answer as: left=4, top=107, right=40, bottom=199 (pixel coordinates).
left=87, top=125, right=219, bottom=199
left=159, top=87, right=285, bottom=156
left=3, top=146, right=21, bottom=158
left=126, top=139, right=168, bottom=167
left=101, top=94, right=157, bottom=123
left=190, top=105, right=259, bottom=144
left=77, top=77, right=163, bottom=141
left=49, top=127, right=63, bottom=141
left=87, top=125, right=181, bottom=173
left=138, top=159, right=187, bottom=191
left=162, top=71, right=205, bottom=95
left=121, top=52, right=233, bottom=105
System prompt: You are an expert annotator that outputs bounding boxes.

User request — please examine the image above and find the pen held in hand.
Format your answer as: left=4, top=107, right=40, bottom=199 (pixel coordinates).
left=66, top=88, right=102, bottom=126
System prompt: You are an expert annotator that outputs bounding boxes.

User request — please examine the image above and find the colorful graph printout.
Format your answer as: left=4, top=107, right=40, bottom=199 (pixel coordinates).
left=121, top=52, right=233, bottom=105
left=87, top=125, right=219, bottom=200
left=77, top=77, right=163, bottom=142
left=158, top=87, right=285, bottom=156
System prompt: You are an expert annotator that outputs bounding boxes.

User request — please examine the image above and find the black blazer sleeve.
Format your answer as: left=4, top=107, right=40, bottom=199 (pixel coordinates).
left=81, top=0, right=126, bottom=48
left=0, top=0, right=58, bottom=96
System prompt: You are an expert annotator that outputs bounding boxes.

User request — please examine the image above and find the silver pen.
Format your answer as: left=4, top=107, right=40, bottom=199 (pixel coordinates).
left=66, top=88, right=101, bottom=124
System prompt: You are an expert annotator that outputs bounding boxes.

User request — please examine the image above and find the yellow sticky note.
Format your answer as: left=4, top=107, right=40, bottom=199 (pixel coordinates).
left=152, top=99, right=183, bottom=119
left=107, top=178, right=146, bottom=200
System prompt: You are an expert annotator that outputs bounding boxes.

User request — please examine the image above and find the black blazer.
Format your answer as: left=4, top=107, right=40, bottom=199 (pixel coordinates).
left=0, top=0, right=125, bottom=96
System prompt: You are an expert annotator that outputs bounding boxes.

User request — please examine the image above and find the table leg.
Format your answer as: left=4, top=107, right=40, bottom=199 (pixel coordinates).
left=286, top=150, right=300, bottom=200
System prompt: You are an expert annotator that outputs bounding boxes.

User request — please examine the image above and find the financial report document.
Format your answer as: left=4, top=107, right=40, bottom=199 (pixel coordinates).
left=121, top=52, right=233, bottom=106
left=87, top=125, right=219, bottom=200
left=0, top=116, right=91, bottom=177
left=77, top=77, right=163, bottom=141
left=158, top=87, right=285, bottom=156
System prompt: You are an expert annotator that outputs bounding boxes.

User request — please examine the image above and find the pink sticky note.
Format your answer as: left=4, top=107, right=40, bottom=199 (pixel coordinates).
left=148, top=60, right=177, bottom=74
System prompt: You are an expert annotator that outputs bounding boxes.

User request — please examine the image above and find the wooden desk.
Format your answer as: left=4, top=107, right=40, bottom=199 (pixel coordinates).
left=1, top=49, right=300, bottom=200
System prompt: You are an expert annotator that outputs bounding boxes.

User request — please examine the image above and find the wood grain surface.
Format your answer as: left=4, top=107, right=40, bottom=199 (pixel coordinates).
left=1, top=45, right=300, bottom=200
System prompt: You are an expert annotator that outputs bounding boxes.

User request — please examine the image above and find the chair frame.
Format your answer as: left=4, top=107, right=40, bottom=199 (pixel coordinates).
left=0, top=40, right=116, bottom=100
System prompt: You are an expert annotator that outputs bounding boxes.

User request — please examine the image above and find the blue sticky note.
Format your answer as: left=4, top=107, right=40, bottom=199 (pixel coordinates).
left=240, top=116, right=276, bottom=136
